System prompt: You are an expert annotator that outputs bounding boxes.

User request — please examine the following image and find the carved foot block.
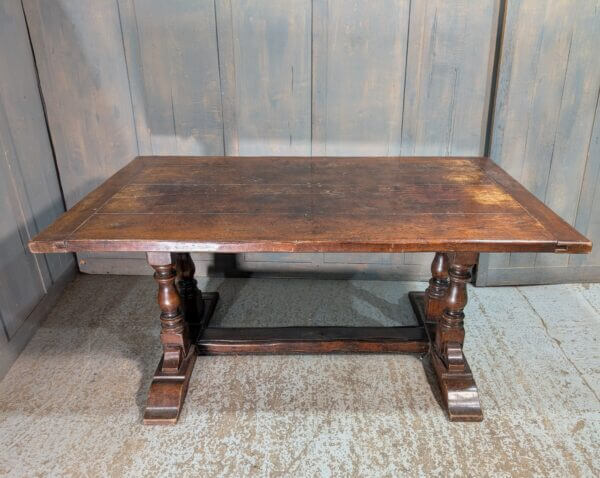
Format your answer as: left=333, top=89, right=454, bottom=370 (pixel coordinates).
left=430, top=351, right=483, bottom=422
left=143, top=345, right=197, bottom=425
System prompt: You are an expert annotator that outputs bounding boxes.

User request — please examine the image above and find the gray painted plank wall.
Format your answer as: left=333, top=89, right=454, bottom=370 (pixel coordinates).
left=23, top=0, right=141, bottom=271
left=402, top=0, right=499, bottom=269
left=0, top=0, right=75, bottom=378
left=19, top=0, right=599, bottom=284
left=481, top=0, right=600, bottom=285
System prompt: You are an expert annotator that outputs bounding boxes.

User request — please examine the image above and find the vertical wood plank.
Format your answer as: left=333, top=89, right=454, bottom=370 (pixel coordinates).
left=571, top=88, right=600, bottom=267
left=402, top=0, right=498, bottom=268
left=310, top=0, right=410, bottom=269
left=486, top=0, right=543, bottom=272
left=0, top=0, right=73, bottom=285
left=0, top=89, right=48, bottom=337
left=507, top=2, right=573, bottom=268
left=402, top=0, right=498, bottom=156
left=0, top=159, right=45, bottom=338
left=535, top=3, right=600, bottom=267
left=24, top=0, right=140, bottom=273
left=311, top=0, right=410, bottom=156
left=216, top=0, right=315, bottom=267
left=487, top=0, right=600, bottom=281
left=214, top=0, right=238, bottom=155
left=23, top=0, right=138, bottom=208
left=216, top=0, right=312, bottom=155
left=119, top=0, right=224, bottom=155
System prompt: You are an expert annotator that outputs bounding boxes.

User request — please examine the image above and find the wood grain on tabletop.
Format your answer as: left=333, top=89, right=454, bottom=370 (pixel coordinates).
left=28, top=156, right=592, bottom=255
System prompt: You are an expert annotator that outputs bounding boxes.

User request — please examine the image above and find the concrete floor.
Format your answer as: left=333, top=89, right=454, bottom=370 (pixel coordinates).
left=0, top=275, right=598, bottom=477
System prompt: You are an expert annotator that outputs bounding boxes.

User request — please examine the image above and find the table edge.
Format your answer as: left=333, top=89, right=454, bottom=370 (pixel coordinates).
left=28, top=156, right=593, bottom=255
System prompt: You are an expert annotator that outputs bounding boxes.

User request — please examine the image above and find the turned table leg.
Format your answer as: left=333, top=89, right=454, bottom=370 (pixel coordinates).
left=423, top=252, right=449, bottom=323
left=144, top=252, right=197, bottom=424
left=429, top=252, right=483, bottom=421
left=173, top=252, right=205, bottom=330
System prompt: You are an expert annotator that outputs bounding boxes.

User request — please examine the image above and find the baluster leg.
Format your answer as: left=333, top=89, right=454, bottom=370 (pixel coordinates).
left=423, top=252, right=449, bottom=323
left=173, top=252, right=205, bottom=329
left=144, top=252, right=197, bottom=424
left=429, top=252, right=483, bottom=421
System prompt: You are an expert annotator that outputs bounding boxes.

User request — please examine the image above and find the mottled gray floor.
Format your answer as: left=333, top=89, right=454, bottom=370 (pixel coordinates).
left=0, top=275, right=598, bottom=477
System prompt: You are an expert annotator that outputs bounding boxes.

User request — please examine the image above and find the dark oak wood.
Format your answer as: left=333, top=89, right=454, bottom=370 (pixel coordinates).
left=197, top=326, right=429, bottom=355
left=423, top=252, right=449, bottom=322
left=29, top=156, right=592, bottom=254
left=173, top=252, right=205, bottom=330
left=409, top=291, right=483, bottom=422
left=27, top=156, right=592, bottom=424
left=144, top=252, right=219, bottom=425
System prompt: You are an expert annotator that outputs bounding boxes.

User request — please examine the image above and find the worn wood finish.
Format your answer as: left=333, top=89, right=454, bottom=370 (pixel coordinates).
left=29, top=156, right=591, bottom=255
left=173, top=252, right=204, bottom=326
left=400, top=0, right=499, bottom=270
left=311, top=0, right=409, bottom=156
left=423, top=252, right=449, bottom=323
left=144, top=252, right=220, bottom=424
left=410, top=287, right=483, bottom=422
left=402, top=0, right=498, bottom=157
left=24, top=0, right=505, bottom=279
left=21, top=0, right=599, bottom=283
left=22, top=0, right=138, bottom=208
left=197, top=326, right=429, bottom=355
left=0, top=156, right=46, bottom=338
left=28, top=156, right=591, bottom=423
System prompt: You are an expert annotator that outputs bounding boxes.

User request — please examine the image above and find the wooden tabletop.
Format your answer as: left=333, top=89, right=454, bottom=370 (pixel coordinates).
left=29, top=156, right=591, bottom=254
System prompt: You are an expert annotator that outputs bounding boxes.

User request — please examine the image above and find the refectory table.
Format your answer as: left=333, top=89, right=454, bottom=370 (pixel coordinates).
left=29, top=156, right=592, bottom=424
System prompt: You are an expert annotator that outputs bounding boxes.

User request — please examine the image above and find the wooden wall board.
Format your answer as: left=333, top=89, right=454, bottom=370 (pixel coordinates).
left=216, top=0, right=316, bottom=266
left=23, top=0, right=140, bottom=273
left=0, top=0, right=76, bottom=373
left=0, top=0, right=71, bottom=286
left=484, top=0, right=600, bottom=284
left=114, top=0, right=226, bottom=269
left=311, top=0, right=409, bottom=156
left=571, top=93, right=600, bottom=267
left=0, top=142, right=46, bottom=339
left=216, top=0, right=312, bottom=156
left=310, top=0, right=410, bottom=268
left=119, top=0, right=224, bottom=156
left=402, top=0, right=498, bottom=157
left=22, top=0, right=139, bottom=208
left=402, top=0, right=499, bottom=268
left=0, top=266, right=76, bottom=381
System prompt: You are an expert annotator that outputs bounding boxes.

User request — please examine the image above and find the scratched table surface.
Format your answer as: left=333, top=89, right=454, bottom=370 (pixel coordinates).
left=29, top=156, right=591, bottom=255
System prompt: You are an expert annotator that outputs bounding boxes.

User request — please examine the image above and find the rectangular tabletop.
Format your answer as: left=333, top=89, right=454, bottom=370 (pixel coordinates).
left=29, top=156, right=592, bottom=254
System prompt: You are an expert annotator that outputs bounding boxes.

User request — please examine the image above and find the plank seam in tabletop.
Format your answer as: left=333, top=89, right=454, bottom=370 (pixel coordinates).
left=27, top=157, right=146, bottom=251
left=67, top=180, right=139, bottom=240
left=474, top=157, right=592, bottom=253
left=470, top=158, right=555, bottom=248
left=28, top=156, right=592, bottom=255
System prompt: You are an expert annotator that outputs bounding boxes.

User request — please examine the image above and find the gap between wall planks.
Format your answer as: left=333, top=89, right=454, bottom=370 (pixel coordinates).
left=483, top=0, right=600, bottom=285
left=0, top=0, right=75, bottom=341
left=21, top=0, right=599, bottom=284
